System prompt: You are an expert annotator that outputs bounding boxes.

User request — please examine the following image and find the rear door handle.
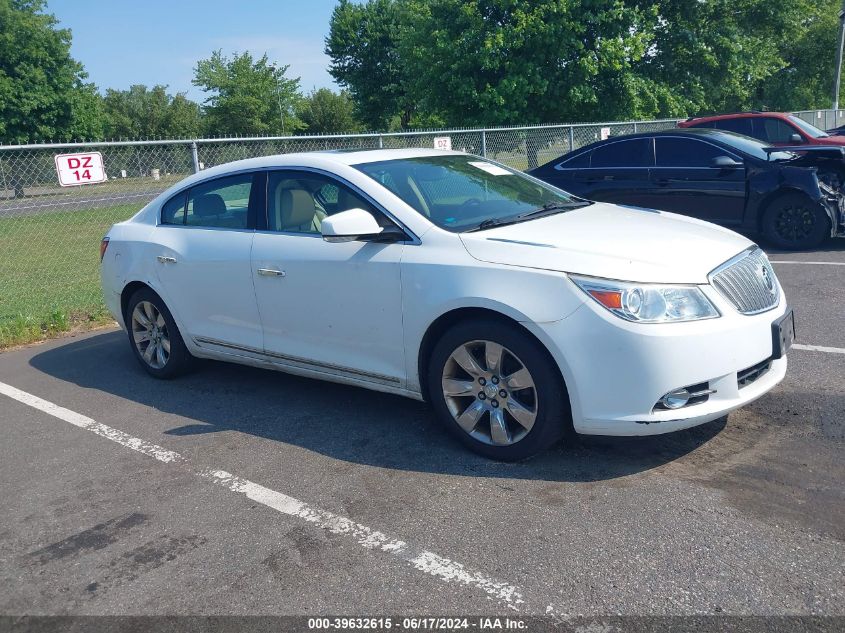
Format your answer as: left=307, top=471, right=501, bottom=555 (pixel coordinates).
left=156, top=255, right=177, bottom=264
left=257, top=268, right=285, bottom=277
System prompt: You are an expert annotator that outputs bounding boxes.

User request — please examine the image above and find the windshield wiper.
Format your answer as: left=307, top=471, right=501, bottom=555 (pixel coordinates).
left=464, top=200, right=591, bottom=233
left=514, top=200, right=592, bottom=221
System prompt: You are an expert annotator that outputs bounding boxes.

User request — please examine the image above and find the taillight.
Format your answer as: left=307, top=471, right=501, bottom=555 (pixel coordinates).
left=100, top=237, right=110, bottom=262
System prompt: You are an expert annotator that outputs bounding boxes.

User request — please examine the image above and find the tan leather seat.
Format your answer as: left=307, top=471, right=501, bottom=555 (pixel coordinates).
left=276, top=187, right=323, bottom=232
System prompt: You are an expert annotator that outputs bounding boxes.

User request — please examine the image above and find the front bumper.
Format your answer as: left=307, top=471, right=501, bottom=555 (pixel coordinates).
left=529, top=281, right=789, bottom=436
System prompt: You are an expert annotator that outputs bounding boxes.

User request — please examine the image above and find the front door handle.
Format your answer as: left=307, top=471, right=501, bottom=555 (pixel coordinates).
left=257, top=268, right=286, bottom=277
left=156, top=255, right=177, bottom=264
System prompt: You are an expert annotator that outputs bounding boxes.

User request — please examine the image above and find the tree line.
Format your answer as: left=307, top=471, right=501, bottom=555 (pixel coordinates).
left=326, top=0, right=844, bottom=130
left=1, top=0, right=842, bottom=145
left=0, top=1, right=360, bottom=143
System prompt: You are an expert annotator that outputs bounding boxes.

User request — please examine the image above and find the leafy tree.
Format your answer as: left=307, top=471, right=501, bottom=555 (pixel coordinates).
left=0, top=0, right=103, bottom=144
left=297, top=88, right=361, bottom=134
left=400, top=0, right=660, bottom=128
left=193, top=50, right=303, bottom=136
left=326, top=0, right=413, bottom=130
left=102, top=84, right=201, bottom=139
left=634, top=0, right=828, bottom=116
left=757, top=0, right=842, bottom=111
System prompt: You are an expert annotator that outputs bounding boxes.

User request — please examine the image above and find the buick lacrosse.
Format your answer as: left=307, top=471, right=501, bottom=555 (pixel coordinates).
left=101, top=149, right=793, bottom=460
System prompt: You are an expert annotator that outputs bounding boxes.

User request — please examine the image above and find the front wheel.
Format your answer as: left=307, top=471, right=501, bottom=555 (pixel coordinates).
left=427, top=319, right=569, bottom=460
left=762, top=193, right=830, bottom=250
left=126, top=288, right=193, bottom=379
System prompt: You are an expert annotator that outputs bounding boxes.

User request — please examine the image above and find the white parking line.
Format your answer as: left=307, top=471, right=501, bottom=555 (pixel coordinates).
left=0, top=381, right=530, bottom=613
left=793, top=343, right=845, bottom=355
left=770, top=260, right=845, bottom=266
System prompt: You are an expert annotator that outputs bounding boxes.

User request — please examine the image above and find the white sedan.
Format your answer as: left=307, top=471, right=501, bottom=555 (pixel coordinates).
left=100, top=149, right=793, bottom=460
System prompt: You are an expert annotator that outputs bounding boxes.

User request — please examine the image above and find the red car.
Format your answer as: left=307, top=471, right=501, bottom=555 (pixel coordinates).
left=678, top=111, right=845, bottom=147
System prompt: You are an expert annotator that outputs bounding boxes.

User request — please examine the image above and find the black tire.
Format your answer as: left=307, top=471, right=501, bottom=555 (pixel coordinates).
left=427, top=319, right=570, bottom=461
left=762, top=193, right=830, bottom=250
left=125, top=287, right=193, bottom=379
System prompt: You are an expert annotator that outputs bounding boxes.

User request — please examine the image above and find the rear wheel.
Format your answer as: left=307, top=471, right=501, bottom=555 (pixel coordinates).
left=762, top=193, right=830, bottom=250
left=126, top=288, right=193, bottom=379
left=427, top=319, right=569, bottom=460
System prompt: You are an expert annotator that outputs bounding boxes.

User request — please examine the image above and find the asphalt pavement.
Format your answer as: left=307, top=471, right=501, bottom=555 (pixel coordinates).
left=0, top=241, right=842, bottom=618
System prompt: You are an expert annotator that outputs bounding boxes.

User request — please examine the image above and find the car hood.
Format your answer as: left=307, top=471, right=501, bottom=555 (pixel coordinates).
left=458, top=202, right=753, bottom=284
left=813, top=136, right=845, bottom=146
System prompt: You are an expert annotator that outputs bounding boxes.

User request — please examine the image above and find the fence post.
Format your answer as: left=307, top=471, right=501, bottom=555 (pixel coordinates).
left=569, top=125, right=575, bottom=152
left=378, top=135, right=384, bottom=149
left=0, top=155, right=8, bottom=197
left=481, top=130, right=487, bottom=157
left=633, top=121, right=638, bottom=133
left=190, top=141, right=200, bottom=174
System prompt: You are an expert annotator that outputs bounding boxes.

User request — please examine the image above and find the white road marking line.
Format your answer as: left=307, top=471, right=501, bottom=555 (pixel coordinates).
left=0, top=381, right=528, bottom=612
left=770, top=260, right=845, bottom=266
left=793, top=343, right=845, bottom=355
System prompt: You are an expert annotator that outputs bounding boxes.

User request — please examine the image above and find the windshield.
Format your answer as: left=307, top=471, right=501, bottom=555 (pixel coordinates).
left=712, top=131, right=795, bottom=161
left=788, top=115, right=828, bottom=138
left=354, top=155, right=585, bottom=232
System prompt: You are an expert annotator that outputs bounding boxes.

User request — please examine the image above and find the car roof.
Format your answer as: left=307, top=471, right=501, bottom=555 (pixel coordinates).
left=682, top=111, right=792, bottom=124
left=143, top=148, right=466, bottom=212
left=201, top=147, right=461, bottom=174
left=566, top=127, right=742, bottom=151
left=533, top=128, right=772, bottom=168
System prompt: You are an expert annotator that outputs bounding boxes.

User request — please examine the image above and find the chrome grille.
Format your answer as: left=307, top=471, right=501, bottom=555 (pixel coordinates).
left=710, top=248, right=780, bottom=315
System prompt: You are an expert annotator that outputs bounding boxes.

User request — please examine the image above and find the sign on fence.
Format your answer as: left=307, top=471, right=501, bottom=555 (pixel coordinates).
left=600, top=127, right=611, bottom=140
left=54, top=151, right=107, bottom=187
left=433, top=136, right=452, bottom=150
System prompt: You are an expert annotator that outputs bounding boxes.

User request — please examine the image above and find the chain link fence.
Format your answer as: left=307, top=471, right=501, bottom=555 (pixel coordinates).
left=792, top=109, right=845, bottom=131
left=17, top=110, right=838, bottom=345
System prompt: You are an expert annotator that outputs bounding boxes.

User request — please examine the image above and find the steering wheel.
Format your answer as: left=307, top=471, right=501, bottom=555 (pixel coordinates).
left=461, top=198, right=483, bottom=207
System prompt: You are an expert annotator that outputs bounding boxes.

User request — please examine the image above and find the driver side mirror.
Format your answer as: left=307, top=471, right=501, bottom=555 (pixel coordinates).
left=789, top=133, right=804, bottom=144
left=710, top=155, right=743, bottom=169
left=321, top=208, right=405, bottom=243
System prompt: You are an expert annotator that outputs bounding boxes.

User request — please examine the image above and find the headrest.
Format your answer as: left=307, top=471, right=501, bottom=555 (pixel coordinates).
left=193, top=193, right=227, bottom=217
left=280, top=189, right=316, bottom=228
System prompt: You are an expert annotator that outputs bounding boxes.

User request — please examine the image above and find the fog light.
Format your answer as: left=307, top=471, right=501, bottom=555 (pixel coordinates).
left=653, top=382, right=716, bottom=412
left=659, top=388, right=691, bottom=410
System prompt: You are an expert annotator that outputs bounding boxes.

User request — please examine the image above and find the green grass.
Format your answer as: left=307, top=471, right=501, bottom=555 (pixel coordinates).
left=0, top=203, right=143, bottom=348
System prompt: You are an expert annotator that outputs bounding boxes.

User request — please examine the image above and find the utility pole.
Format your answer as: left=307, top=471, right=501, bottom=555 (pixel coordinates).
left=269, top=63, right=286, bottom=134
left=833, top=0, right=845, bottom=110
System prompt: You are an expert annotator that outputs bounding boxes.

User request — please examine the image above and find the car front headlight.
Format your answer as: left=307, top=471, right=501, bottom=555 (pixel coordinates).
left=570, top=275, right=720, bottom=323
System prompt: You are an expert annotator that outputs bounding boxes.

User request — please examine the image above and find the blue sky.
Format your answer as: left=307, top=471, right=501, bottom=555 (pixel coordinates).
left=50, top=0, right=343, bottom=102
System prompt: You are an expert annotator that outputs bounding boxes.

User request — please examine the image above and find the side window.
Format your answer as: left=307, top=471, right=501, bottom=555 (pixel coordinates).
left=762, top=118, right=799, bottom=144
left=655, top=138, right=725, bottom=167
left=556, top=151, right=590, bottom=169
left=267, top=171, right=385, bottom=234
left=182, top=174, right=253, bottom=229
left=715, top=118, right=753, bottom=137
left=161, top=192, right=186, bottom=225
left=590, top=138, right=652, bottom=168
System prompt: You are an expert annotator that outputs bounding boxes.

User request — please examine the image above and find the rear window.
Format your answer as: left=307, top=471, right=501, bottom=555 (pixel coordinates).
left=161, top=192, right=186, bottom=225
left=160, top=174, right=255, bottom=229
left=714, top=118, right=753, bottom=137
left=590, top=138, right=652, bottom=168
left=555, top=151, right=590, bottom=169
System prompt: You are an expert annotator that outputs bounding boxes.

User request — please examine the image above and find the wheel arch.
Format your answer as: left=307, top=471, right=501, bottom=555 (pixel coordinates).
left=416, top=307, right=569, bottom=409
left=120, top=280, right=160, bottom=324
left=757, top=187, right=833, bottom=235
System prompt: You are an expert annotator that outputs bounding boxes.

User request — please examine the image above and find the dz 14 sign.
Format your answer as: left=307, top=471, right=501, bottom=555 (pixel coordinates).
left=54, top=152, right=107, bottom=187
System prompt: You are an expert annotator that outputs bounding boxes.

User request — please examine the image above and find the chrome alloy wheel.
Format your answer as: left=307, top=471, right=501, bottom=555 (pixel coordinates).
left=131, top=301, right=170, bottom=370
left=441, top=340, right=538, bottom=446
